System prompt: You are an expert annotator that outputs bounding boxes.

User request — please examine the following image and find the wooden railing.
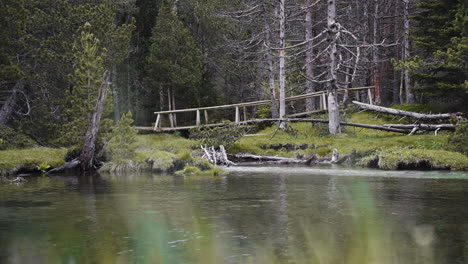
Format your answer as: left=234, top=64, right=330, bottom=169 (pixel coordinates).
left=148, top=86, right=374, bottom=131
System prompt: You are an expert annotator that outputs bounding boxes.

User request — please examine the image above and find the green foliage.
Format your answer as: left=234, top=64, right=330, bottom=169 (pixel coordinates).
left=316, top=148, right=332, bottom=157
left=448, top=120, right=468, bottom=155
left=410, top=0, right=468, bottom=104
left=57, top=22, right=112, bottom=147
left=359, top=148, right=468, bottom=171
left=144, top=1, right=203, bottom=109
left=0, top=125, right=36, bottom=150
left=106, top=111, right=137, bottom=162
left=36, top=162, right=50, bottom=173
left=189, top=122, right=250, bottom=149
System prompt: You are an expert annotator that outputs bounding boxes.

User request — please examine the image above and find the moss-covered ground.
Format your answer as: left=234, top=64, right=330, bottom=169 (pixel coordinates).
left=100, top=134, right=225, bottom=176
left=228, top=112, right=467, bottom=171
left=0, top=148, right=68, bottom=175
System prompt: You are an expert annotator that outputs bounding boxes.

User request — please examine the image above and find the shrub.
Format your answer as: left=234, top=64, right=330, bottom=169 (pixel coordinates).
left=189, top=122, right=250, bottom=149
left=0, top=125, right=36, bottom=150
left=448, top=120, right=468, bottom=155
left=106, top=111, right=137, bottom=162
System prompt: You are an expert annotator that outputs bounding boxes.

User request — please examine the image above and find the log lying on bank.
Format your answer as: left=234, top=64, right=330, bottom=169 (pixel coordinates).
left=228, top=153, right=306, bottom=164
left=240, top=118, right=408, bottom=133
left=352, top=101, right=458, bottom=120
left=383, top=124, right=456, bottom=130
left=228, top=149, right=347, bottom=165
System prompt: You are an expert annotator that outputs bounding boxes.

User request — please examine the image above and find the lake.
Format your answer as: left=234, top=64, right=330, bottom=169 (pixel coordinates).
left=1, top=166, right=467, bottom=263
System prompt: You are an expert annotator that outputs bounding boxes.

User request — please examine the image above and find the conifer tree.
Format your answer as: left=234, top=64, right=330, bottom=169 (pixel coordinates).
left=145, top=0, right=202, bottom=115
left=411, top=0, right=468, bottom=107
left=58, top=22, right=112, bottom=147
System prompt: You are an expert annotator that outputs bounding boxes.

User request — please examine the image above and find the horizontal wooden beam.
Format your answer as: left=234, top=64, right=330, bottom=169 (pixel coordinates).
left=153, top=86, right=373, bottom=115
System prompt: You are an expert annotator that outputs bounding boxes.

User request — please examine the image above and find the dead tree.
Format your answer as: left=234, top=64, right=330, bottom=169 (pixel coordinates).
left=79, top=71, right=111, bottom=170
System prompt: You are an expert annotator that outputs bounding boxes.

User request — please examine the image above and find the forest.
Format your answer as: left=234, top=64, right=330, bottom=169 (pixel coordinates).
left=0, top=0, right=467, bottom=173
left=1, top=1, right=468, bottom=262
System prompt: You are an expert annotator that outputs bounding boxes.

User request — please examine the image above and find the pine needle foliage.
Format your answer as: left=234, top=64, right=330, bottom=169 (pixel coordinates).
left=107, top=111, right=137, bottom=162
left=57, top=22, right=113, bottom=147
left=144, top=0, right=203, bottom=109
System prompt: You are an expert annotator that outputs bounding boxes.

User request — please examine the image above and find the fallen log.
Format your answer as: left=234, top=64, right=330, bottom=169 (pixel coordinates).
left=383, top=124, right=456, bottom=130
left=228, top=154, right=306, bottom=165
left=239, top=118, right=408, bottom=133
left=352, top=101, right=457, bottom=120
left=384, top=123, right=457, bottom=135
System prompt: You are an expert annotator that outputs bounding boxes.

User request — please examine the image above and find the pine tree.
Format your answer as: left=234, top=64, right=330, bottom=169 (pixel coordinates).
left=144, top=0, right=203, bottom=114
left=411, top=0, right=468, bottom=107
left=107, top=111, right=137, bottom=162
left=58, top=22, right=112, bottom=147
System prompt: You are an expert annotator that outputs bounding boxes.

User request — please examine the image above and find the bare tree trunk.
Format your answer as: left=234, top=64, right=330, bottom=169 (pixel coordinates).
left=111, top=65, right=120, bottom=121
left=305, top=0, right=315, bottom=111
left=327, top=0, right=340, bottom=134
left=171, top=87, right=177, bottom=126
left=372, top=0, right=381, bottom=105
left=264, top=2, right=278, bottom=118
left=0, top=81, right=22, bottom=125
left=79, top=71, right=110, bottom=171
left=403, top=0, right=415, bottom=103
left=277, top=0, right=286, bottom=120
left=167, top=87, right=174, bottom=127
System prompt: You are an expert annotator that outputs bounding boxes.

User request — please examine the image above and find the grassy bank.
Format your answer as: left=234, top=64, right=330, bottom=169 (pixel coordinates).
left=0, top=148, right=68, bottom=175
left=1, top=111, right=466, bottom=175
left=227, top=112, right=467, bottom=171
left=100, top=134, right=224, bottom=176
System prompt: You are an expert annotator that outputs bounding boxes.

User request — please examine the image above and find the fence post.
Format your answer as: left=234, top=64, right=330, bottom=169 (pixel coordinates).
left=368, top=88, right=373, bottom=105
left=154, top=114, right=161, bottom=130
left=235, top=107, right=240, bottom=124
left=196, top=110, right=201, bottom=126
left=204, top=110, right=209, bottom=124
left=323, top=93, right=328, bottom=110
left=243, top=106, right=247, bottom=121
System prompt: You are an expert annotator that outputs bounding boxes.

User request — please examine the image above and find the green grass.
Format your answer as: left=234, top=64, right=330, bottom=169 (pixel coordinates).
left=359, top=148, right=468, bottom=171
left=101, top=134, right=224, bottom=175
left=227, top=112, right=467, bottom=170
left=0, top=147, right=67, bottom=175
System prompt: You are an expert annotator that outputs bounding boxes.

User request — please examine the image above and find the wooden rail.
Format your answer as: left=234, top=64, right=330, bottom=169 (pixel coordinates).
left=138, top=86, right=374, bottom=131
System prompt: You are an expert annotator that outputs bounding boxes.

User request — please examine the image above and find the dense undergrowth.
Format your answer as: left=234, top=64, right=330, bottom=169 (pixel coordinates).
left=1, top=107, right=467, bottom=175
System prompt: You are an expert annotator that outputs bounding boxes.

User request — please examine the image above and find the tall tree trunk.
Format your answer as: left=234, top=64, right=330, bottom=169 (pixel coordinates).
left=403, top=0, right=415, bottom=103
left=171, top=87, right=177, bottom=126
left=79, top=71, right=110, bottom=171
left=305, top=0, right=315, bottom=111
left=264, top=1, right=278, bottom=118
left=112, top=65, right=120, bottom=121
left=327, top=0, right=340, bottom=134
left=277, top=0, right=286, bottom=120
left=372, top=0, right=381, bottom=104
left=0, top=81, right=22, bottom=125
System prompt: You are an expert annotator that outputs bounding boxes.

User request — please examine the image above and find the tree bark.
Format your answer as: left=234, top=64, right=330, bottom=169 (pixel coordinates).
left=403, top=0, right=415, bottom=103
left=277, top=0, right=286, bottom=120
left=305, top=0, right=315, bottom=111
left=0, top=81, right=23, bottom=125
left=264, top=1, right=279, bottom=118
left=327, top=0, right=340, bottom=134
left=111, top=65, right=120, bottom=121
left=79, top=71, right=111, bottom=171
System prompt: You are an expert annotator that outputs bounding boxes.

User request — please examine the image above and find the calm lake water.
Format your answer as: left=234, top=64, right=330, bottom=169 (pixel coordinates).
left=0, top=166, right=467, bottom=264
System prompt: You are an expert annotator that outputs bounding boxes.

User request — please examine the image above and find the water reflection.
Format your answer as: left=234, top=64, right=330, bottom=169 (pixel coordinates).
left=0, top=168, right=467, bottom=263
